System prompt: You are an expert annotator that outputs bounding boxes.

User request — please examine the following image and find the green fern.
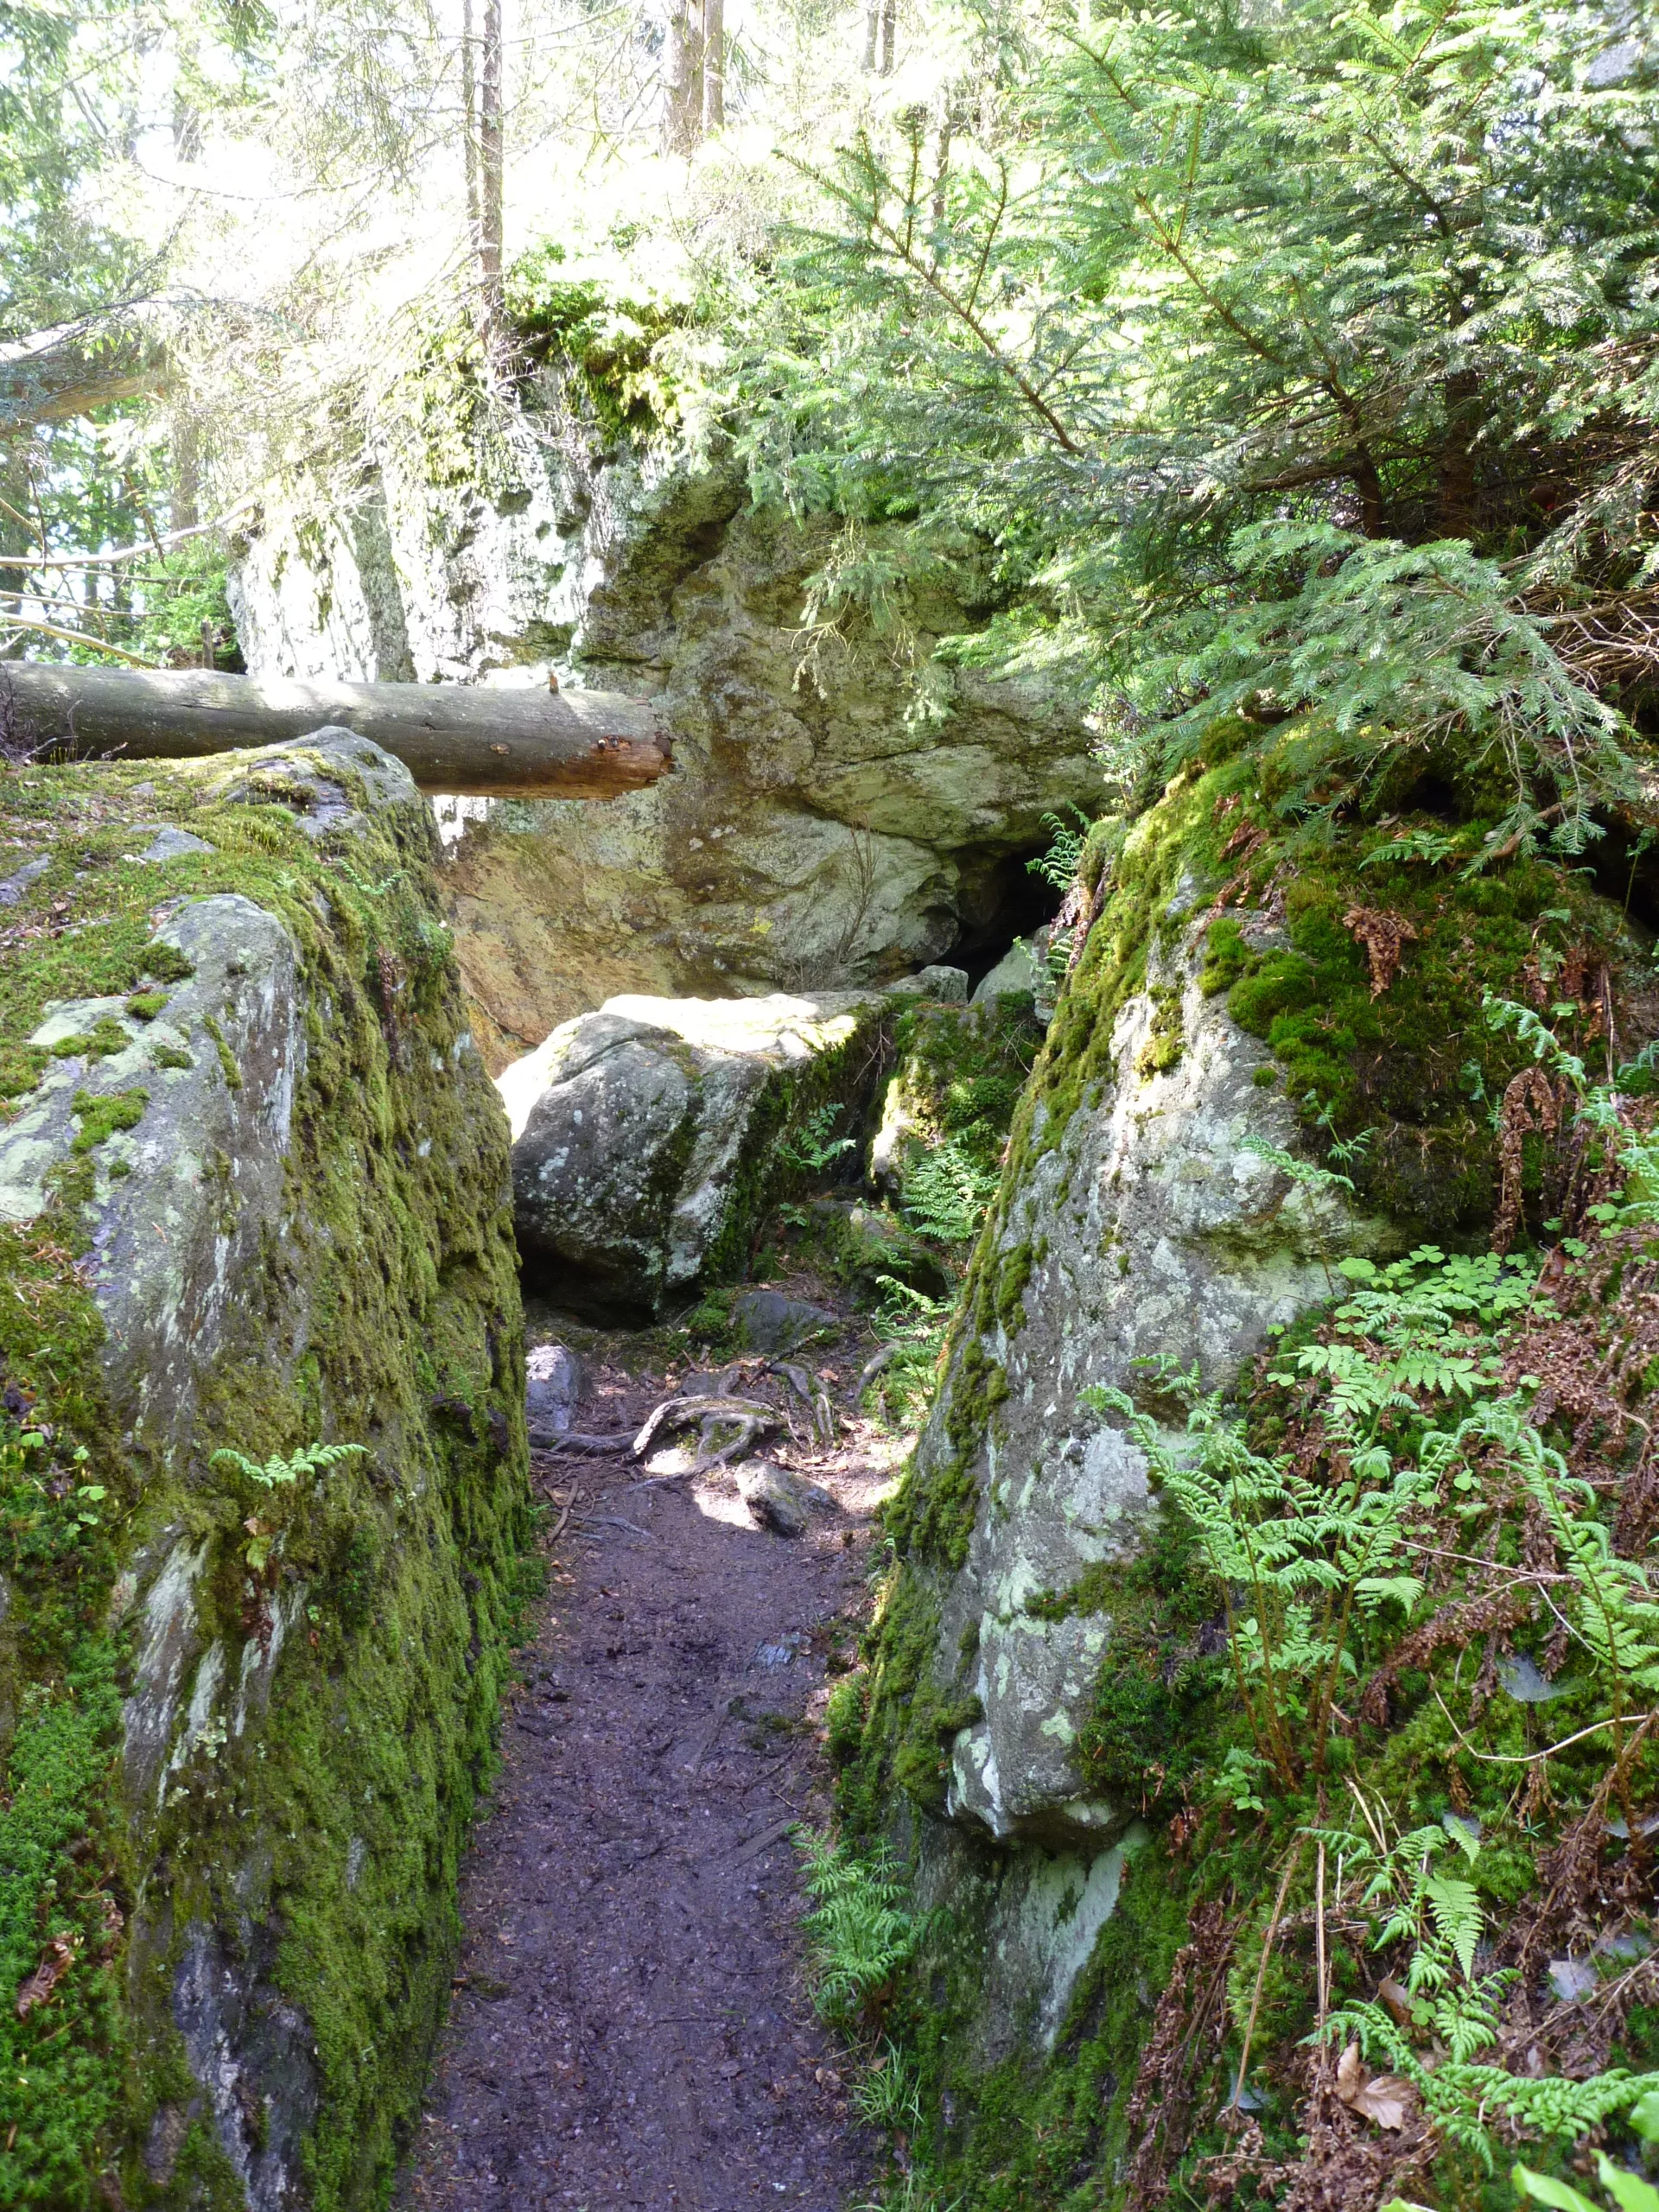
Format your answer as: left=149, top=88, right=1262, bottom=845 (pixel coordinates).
left=777, top=1102, right=855, bottom=1175
left=795, top=1827, right=923, bottom=2030
left=901, top=1138, right=999, bottom=1244
left=210, top=1440, right=366, bottom=1490
left=1024, top=805, right=1093, bottom=893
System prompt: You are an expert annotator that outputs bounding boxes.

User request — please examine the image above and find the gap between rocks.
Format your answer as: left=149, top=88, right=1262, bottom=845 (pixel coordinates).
left=397, top=1300, right=899, bottom=2212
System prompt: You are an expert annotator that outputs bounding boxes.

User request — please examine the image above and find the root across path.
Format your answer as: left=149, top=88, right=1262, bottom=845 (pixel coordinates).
left=398, top=1340, right=891, bottom=2212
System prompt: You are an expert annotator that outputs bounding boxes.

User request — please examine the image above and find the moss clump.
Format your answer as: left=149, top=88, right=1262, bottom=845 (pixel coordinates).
left=824, top=1673, right=868, bottom=1770
left=886, top=1338, right=1007, bottom=1573
left=1135, top=984, right=1185, bottom=1079
left=50, top=1017, right=130, bottom=1062
left=69, top=1087, right=148, bottom=1154
left=505, top=245, right=687, bottom=440
left=199, top=1012, right=242, bottom=1090
left=0, top=1043, right=48, bottom=1100
left=836, top=1562, right=980, bottom=1834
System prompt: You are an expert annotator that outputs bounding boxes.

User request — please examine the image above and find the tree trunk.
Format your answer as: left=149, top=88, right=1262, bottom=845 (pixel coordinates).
left=662, top=0, right=703, bottom=156
left=878, top=0, right=897, bottom=75
left=461, top=0, right=481, bottom=251
left=171, top=411, right=200, bottom=534
left=1435, top=368, right=1482, bottom=542
left=702, top=0, right=724, bottom=133
left=478, top=0, right=506, bottom=354
left=0, top=664, right=672, bottom=799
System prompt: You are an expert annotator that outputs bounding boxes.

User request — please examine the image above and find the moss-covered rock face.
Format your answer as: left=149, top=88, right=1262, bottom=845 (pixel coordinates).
left=0, top=729, right=529, bottom=2210
left=846, top=746, right=1656, bottom=2202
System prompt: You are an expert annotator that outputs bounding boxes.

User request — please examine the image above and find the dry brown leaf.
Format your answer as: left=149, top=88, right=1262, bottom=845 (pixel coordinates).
left=16, top=1935, right=75, bottom=2018
left=1335, top=2041, right=1412, bottom=2130
left=1341, top=906, right=1419, bottom=997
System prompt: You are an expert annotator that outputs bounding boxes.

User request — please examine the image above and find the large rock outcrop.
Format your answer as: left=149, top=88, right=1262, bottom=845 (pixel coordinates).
left=0, top=730, right=527, bottom=2209
left=841, top=744, right=1657, bottom=2192
left=228, top=421, right=1095, bottom=1069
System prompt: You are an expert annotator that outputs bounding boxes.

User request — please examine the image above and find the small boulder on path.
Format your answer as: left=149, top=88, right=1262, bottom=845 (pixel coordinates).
left=736, top=1461, right=833, bottom=1538
left=525, top=1343, right=582, bottom=1444
left=499, top=991, right=891, bottom=1317
left=730, top=1287, right=839, bottom=1351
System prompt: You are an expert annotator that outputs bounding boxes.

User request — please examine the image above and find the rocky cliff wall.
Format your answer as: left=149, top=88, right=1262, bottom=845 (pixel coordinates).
left=0, top=730, right=529, bottom=2209
left=838, top=735, right=1658, bottom=2203
left=227, top=417, right=1096, bottom=1069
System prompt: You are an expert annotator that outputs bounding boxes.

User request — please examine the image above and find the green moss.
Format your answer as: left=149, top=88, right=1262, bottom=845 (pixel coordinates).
left=69, top=1087, right=148, bottom=1154
left=1135, top=984, right=1185, bottom=1078
left=993, top=1242, right=1034, bottom=1335
left=200, top=1013, right=242, bottom=1090
left=839, top=1564, right=981, bottom=1831
left=505, top=246, right=686, bottom=440
left=881, top=999, right=1045, bottom=1200
left=825, top=1673, right=868, bottom=1769
left=0, top=1637, right=126, bottom=2209
left=123, top=992, right=168, bottom=1021
left=692, top=1004, right=894, bottom=1294
left=887, top=1338, right=1007, bottom=1573
left=0, top=1043, right=48, bottom=1099
left=50, top=1017, right=130, bottom=1062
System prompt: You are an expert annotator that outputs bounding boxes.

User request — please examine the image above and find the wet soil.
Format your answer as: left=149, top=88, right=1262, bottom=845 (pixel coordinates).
left=399, top=1328, right=895, bottom=2212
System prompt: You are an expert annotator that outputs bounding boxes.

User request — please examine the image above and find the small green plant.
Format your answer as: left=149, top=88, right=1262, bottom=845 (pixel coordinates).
left=901, top=1138, right=999, bottom=1245
left=1026, top=804, right=1094, bottom=892
left=853, top=2041, right=924, bottom=2134
left=851, top=2175, right=963, bottom=2212
left=1514, top=2148, right=1659, bottom=2212
left=777, top=1102, right=855, bottom=1174
left=795, top=1827, right=923, bottom=2031
left=864, top=1276, right=950, bottom=1432
left=210, top=1440, right=365, bottom=1489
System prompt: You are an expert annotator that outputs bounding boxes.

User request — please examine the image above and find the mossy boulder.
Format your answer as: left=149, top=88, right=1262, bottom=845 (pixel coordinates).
left=0, top=728, right=529, bottom=2210
left=501, top=988, right=895, bottom=1318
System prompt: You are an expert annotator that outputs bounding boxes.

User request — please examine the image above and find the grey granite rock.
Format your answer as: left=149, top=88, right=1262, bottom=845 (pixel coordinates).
left=501, top=990, right=890, bottom=1316
left=136, top=825, right=218, bottom=862
left=227, top=448, right=1100, bottom=1068
left=526, top=1342, right=583, bottom=1443
left=736, top=1461, right=832, bottom=1537
left=730, top=1287, right=840, bottom=1351
left=0, top=853, right=48, bottom=905
left=923, top=899, right=1402, bottom=1848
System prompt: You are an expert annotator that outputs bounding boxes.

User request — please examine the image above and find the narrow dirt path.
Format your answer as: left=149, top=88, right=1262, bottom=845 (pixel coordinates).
left=399, top=1334, right=889, bottom=2212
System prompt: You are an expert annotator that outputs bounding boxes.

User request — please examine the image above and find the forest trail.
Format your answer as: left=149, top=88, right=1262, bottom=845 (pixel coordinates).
left=398, top=1319, right=890, bottom=2212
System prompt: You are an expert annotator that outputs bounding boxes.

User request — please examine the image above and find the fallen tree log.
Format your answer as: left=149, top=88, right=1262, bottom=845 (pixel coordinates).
left=0, top=661, right=671, bottom=798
